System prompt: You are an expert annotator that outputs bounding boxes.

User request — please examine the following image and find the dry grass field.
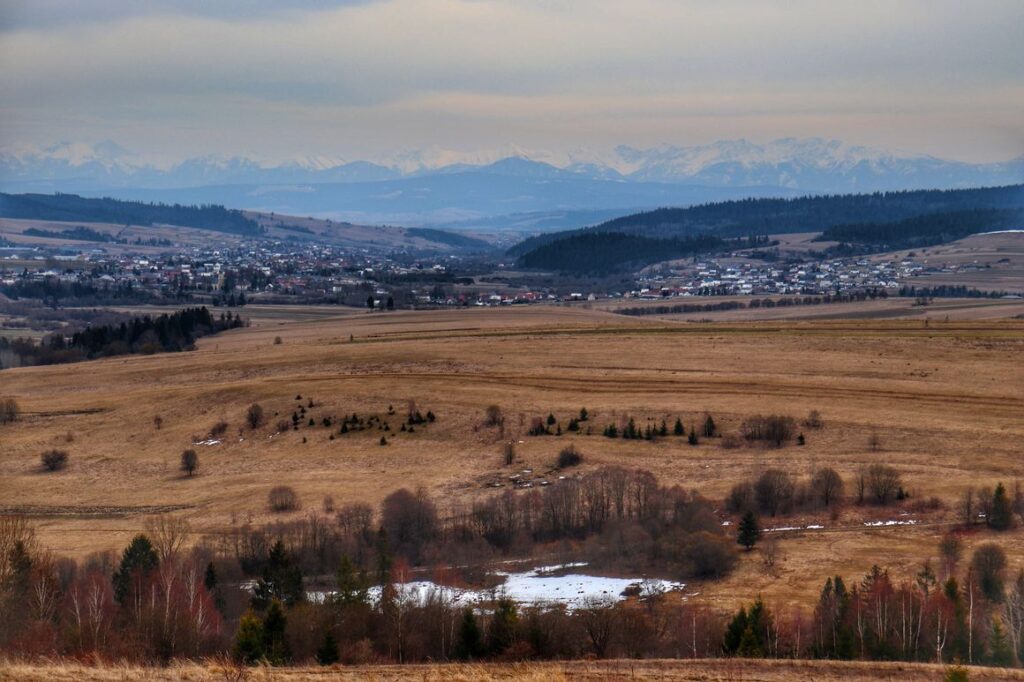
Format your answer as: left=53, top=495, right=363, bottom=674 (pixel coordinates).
left=2, top=304, right=1024, bottom=612
left=878, top=232, right=1024, bottom=291
left=2, top=658, right=1021, bottom=681
left=0, top=217, right=243, bottom=255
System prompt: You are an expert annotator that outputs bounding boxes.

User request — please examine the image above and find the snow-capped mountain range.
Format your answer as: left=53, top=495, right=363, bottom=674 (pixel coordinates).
left=2, top=138, right=1020, bottom=229
left=3, top=137, right=1020, bottom=190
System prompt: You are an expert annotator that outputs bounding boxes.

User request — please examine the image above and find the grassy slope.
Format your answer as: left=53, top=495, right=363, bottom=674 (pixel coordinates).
left=1, top=305, right=1023, bottom=612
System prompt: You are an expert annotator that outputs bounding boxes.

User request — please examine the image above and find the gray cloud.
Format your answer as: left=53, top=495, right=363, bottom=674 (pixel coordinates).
left=0, top=0, right=1021, bottom=162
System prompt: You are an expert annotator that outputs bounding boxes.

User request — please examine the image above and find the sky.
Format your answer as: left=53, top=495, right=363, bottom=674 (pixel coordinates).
left=0, top=0, right=1021, bottom=164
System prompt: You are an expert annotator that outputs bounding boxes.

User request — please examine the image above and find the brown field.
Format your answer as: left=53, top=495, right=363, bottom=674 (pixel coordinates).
left=0, top=217, right=244, bottom=255
left=593, top=294, right=1024, bottom=322
left=878, top=232, right=1024, bottom=291
left=2, top=304, right=1024, bottom=612
left=1, top=658, right=1020, bottom=681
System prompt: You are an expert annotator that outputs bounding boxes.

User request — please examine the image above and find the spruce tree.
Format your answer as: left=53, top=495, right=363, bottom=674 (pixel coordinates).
left=722, top=606, right=748, bottom=654
left=112, top=534, right=159, bottom=604
left=252, top=540, right=304, bottom=609
left=989, top=618, right=1014, bottom=666
left=456, top=609, right=484, bottom=660
left=738, top=511, right=760, bottom=550
left=204, top=560, right=218, bottom=589
left=487, top=597, right=518, bottom=656
left=262, top=599, right=291, bottom=665
left=233, top=611, right=265, bottom=664
left=674, top=418, right=684, bottom=436
left=703, top=414, right=717, bottom=437
left=316, top=629, right=340, bottom=665
left=988, top=483, right=1013, bottom=530
left=334, top=555, right=369, bottom=607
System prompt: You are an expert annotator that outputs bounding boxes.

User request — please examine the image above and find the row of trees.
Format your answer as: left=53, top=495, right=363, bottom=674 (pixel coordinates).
left=507, top=184, right=1024, bottom=256
left=6, top=511, right=1024, bottom=667
left=616, top=289, right=889, bottom=317
left=1, top=307, right=245, bottom=366
left=723, top=549, right=1024, bottom=667
left=213, top=466, right=737, bottom=582
left=0, top=192, right=261, bottom=236
left=727, top=464, right=907, bottom=517
left=818, top=208, right=1024, bottom=250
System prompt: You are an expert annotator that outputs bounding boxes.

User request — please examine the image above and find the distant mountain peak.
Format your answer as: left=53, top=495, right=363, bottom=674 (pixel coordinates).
left=1, top=138, right=1020, bottom=206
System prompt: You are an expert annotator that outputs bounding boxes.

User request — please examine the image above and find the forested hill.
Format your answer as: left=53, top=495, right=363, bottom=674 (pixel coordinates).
left=507, top=184, right=1024, bottom=257
left=0, top=192, right=261, bottom=236
left=817, top=208, right=1024, bottom=250
left=517, top=232, right=727, bottom=274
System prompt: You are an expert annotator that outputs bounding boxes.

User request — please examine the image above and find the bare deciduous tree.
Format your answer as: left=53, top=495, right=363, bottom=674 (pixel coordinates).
left=0, top=397, right=19, bottom=424
left=810, top=467, right=844, bottom=508
left=740, top=415, right=796, bottom=447
left=484, top=404, right=504, bottom=427
left=143, top=515, right=191, bottom=563
left=755, top=469, right=795, bottom=516
left=246, top=404, right=265, bottom=430
left=268, top=485, right=299, bottom=512
left=861, top=464, right=902, bottom=505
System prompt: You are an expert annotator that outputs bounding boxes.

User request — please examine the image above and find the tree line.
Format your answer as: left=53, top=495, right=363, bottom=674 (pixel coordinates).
left=3, top=511, right=1024, bottom=668
left=0, top=193, right=261, bottom=236
left=516, top=232, right=728, bottom=275
left=817, top=208, right=1024, bottom=250
left=616, top=289, right=889, bottom=316
left=507, top=183, right=1024, bottom=256
left=0, top=307, right=244, bottom=368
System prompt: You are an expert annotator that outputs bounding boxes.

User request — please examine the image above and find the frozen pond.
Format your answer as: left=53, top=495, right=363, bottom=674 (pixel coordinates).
left=313, top=563, right=684, bottom=611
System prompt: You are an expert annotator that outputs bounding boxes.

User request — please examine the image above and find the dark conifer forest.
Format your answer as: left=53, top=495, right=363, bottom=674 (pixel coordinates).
left=0, top=193, right=261, bottom=236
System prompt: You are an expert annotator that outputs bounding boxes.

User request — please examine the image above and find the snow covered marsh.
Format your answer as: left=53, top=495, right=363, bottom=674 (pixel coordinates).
left=310, top=563, right=684, bottom=611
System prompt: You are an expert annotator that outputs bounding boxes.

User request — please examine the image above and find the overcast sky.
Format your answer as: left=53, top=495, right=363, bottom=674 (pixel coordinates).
left=0, top=0, right=1021, bottom=163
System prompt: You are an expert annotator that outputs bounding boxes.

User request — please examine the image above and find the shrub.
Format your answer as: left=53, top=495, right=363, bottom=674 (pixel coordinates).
left=859, top=464, right=902, bottom=505
left=209, top=420, right=229, bottom=438
left=274, top=336, right=283, bottom=345
left=246, top=403, right=265, bottom=429
left=755, top=469, right=794, bottom=516
left=803, top=410, right=823, bottom=429
left=153, top=415, right=163, bottom=430
left=268, top=486, right=300, bottom=512
left=720, top=434, right=742, bottom=449
left=726, top=482, right=755, bottom=513
left=740, top=415, right=796, bottom=447
left=557, top=445, right=582, bottom=468
left=41, top=449, right=68, bottom=471
left=484, top=404, right=503, bottom=427
left=502, top=442, right=516, bottom=466
left=810, top=467, right=844, bottom=508
left=180, top=449, right=198, bottom=476
left=971, top=543, right=1007, bottom=601
left=0, top=397, right=19, bottom=424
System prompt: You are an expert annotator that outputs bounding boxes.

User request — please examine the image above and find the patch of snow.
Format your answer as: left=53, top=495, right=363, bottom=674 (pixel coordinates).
left=863, top=519, right=917, bottom=527
left=316, top=562, right=683, bottom=611
left=193, top=439, right=221, bottom=446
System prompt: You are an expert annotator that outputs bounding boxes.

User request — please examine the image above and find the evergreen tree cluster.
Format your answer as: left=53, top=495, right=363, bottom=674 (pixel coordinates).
left=817, top=208, right=1024, bottom=250
left=0, top=306, right=244, bottom=366
left=0, top=192, right=261, bottom=235
left=517, top=231, right=728, bottom=274
left=508, top=183, right=1024, bottom=256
